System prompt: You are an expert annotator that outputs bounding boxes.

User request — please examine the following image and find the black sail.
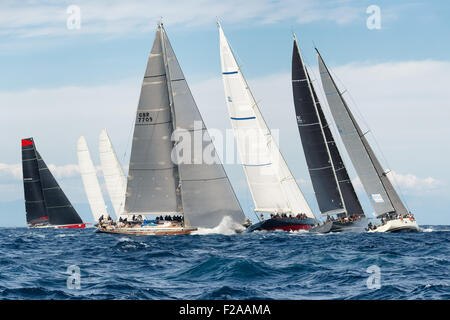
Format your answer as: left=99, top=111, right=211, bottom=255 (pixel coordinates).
left=36, top=151, right=83, bottom=226
left=36, top=150, right=83, bottom=225
left=292, top=40, right=343, bottom=214
left=21, top=138, right=49, bottom=225
left=312, top=79, right=365, bottom=216
left=292, top=39, right=363, bottom=216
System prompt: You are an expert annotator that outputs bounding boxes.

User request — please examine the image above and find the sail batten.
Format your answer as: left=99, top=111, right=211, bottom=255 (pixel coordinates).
left=317, top=49, right=407, bottom=217
left=218, top=23, right=315, bottom=219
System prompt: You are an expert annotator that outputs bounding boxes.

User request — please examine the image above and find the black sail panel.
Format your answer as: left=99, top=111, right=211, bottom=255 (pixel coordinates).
left=292, top=41, right=343, bottom=214
left=36, top=151, right=83, bottom=226
left=21, top=138, right=49, bottom=225
left=312, top=87, right=365, bottom=217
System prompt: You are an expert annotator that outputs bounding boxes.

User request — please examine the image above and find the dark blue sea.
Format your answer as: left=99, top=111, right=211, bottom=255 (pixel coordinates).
left=0, top=225, right=449, bottom=300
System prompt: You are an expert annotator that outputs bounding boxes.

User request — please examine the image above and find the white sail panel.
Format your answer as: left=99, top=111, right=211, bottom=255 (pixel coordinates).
left=218, top=24, right=315, bottom=218
left=77, top=136, right=108, bottom=221
left=98, top=129, right=127, bottom=218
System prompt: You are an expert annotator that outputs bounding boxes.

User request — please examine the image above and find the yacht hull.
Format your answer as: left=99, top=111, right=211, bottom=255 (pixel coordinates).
left=246, top=217, right=316, bottom=233
left=368, top=218, right=419, bottom=233
left=329, top=217, right=368, bottom=233
left=97, top=225, right=197, bottom=236
left=29, top=223, right=86, bottom=229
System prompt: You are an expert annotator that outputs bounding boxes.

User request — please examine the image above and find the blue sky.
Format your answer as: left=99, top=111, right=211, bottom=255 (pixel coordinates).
left=0, top=0, right=449, bottom=226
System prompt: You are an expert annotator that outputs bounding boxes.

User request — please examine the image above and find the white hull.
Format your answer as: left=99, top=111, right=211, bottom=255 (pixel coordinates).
left=368, top=218, right=419, bottom=233
left=97, top=222, right=196, bottom=235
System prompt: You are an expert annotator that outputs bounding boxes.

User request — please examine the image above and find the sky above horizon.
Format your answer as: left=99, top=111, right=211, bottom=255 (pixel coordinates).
left=1, top=0, right=449, bottom=226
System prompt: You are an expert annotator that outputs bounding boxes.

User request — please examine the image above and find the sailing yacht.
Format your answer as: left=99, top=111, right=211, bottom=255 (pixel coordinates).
left=291, top=36, right=367, bottom=233
left=316, top=49, right=419, bottom=233
left=218, top=23, right=318, bottom=232
left=22, top=138, right=86, bottom=229
left=97, top=23, right=246, bottom=235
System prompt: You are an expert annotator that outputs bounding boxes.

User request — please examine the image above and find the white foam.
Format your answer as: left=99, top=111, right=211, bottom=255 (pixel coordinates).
left=192, top=216, right=245, bottom=235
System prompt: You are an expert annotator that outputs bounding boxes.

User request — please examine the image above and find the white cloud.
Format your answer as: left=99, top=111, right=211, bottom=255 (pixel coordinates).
left=387, top=170, right=442, bottom=191
left=0, top=163, right=22, bottom=180
left=352, top=172, right=442, bottom=194
left=0, top=162, right=81, bottom=180
left=0, top=0, right=364, bottom=38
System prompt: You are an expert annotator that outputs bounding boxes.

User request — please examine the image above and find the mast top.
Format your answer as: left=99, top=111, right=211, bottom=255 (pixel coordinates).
left=157, top=17, right=164, bottom=28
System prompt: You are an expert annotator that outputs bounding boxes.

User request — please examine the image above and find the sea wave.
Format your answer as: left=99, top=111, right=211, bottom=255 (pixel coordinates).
left=0, top=225, right=448, bottom=299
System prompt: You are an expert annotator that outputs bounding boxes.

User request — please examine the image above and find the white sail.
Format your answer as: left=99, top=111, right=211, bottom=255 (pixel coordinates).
left=218, top=23, right=315, bottom=219
left=98, top=129, right=127, bottom=219
left=77, top=136, right=108, bottom=222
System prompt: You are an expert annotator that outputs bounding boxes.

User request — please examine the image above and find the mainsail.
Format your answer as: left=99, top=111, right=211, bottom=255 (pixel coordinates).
left=77, top=136, right=108, bottom=222
left=124, top=24, right=245, bottom=228
left=21, top=138, right=83, bottom=226
left=22, top=138, right=48, bottom=225
left=98, top=129, right=127, bottom=218
left=125, top=26, right=180, bottom=216
left=292, top=38, right=364, bottom=217
left=317, top=49, right=408, bottom=217
left=218, top=23, right=315, bottom=219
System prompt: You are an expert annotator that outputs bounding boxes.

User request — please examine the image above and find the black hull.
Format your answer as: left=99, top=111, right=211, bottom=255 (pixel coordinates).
left=246, top=217, right=316, bottom=233
left=329, top=217, right=368, bottom=233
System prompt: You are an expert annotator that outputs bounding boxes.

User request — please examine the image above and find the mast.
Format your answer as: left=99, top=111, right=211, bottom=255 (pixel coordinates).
left=77, top=136, right=108, bottom=222
left=317, top=48, right=408, bottom=217
left=218, top=23, right=315, bottom=219
left=292, top=36, right=346, bottom=216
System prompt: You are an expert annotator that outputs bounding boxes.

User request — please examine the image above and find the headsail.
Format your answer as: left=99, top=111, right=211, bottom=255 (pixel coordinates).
left=161, top=25, right=245, bottom=227
left=36, top=150, right=83, bottom=226
left=21, top=138, right=49, bottom=225
left=317, top=49, right=408, bottom=217
left=99, top=129, right=127, bottom=218
left=77, top=136, right=108, bottom=222
left=292, top=38, right=364, bottom=217
left=218, top=23, right=315, bottom=219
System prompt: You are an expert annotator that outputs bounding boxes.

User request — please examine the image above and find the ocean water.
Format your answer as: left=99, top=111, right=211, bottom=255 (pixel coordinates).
left=0, top=222, right=449, bottom=300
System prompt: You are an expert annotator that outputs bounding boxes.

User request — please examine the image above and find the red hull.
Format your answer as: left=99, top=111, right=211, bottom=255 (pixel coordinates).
left=56, top=223, right=86, bottom=229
